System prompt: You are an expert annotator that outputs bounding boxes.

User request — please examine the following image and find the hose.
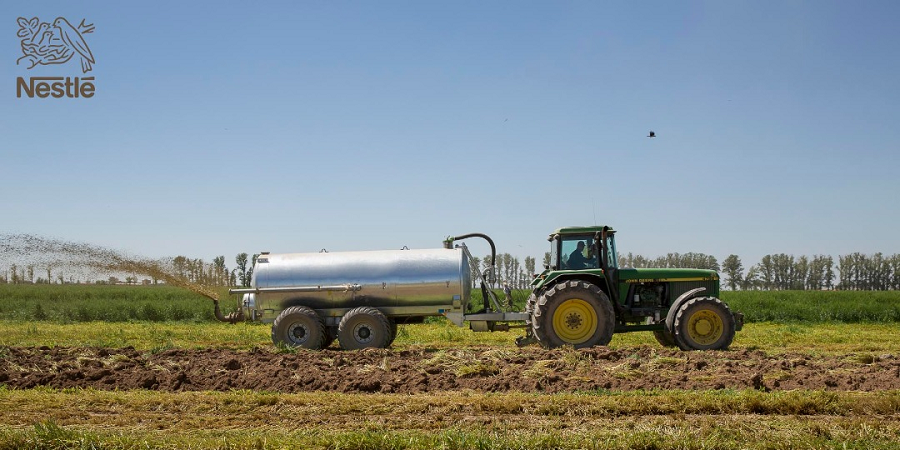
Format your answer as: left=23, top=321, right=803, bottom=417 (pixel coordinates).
left=446, top=233, right=496, bottom=267
left=213, top=299, right=244, bottom=324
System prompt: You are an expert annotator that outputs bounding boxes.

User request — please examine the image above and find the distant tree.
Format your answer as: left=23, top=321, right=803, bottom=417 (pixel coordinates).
left=173, top=256, right=188, bottom=279
left=469, top=256, right=481, bottom=288
left=891, top=254, right=900, bottom=290
left=524, top=256, right=536, bottom=278
left=756, top=255, right=774, bottom=290
left=212, top=256, right=227, bottom=286
left=235, top=253, right=250, bottom=287
left=823, top=255, right=835, bottom=289
left=26, top=265, right=34, bottom=284
left=543, top=252, right=551, bottom=268
left=741, top=266, right=759, bottom=290
left=771, top=254, right=794, bottom=290
left=721, top=255, right=743, bottom=291
left=793, top=256, right=809, bottom=290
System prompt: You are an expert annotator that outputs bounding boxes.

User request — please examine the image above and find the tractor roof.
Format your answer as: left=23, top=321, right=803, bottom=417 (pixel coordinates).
left=551, top=226, right=616, bottom=237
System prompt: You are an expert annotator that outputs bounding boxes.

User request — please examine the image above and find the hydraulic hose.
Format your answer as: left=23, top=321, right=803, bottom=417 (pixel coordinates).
left=445, top=233, right=496, bottom=267
left=445, top=232, right=498, bottom=312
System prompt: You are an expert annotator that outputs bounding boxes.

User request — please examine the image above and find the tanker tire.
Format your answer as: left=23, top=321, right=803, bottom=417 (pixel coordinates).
left=653, top=329, right=677, bottom=347
left=532, top=280, right=614, bottom=349
left=271, top=306, right=326, bottom=350
left=338, top=307, right=392, bottom=350
left=672, top=297, right=736, bottom=351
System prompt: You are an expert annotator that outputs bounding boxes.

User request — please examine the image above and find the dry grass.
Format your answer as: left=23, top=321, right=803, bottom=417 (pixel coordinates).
left=0, top=388, right=897, bottom=449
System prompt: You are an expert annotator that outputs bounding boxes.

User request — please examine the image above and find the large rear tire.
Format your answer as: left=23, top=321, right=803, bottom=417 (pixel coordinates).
left=271, top=306, right=326, bottom=349
left=672, top=297, right=735, bottom=350
left=338, top=307, right=392, bottom=350
left=532, top=280, right=614, bottom=349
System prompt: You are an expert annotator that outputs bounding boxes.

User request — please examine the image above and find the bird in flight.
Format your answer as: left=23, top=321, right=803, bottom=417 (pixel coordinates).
left=647, top=131, right=656, bottom=138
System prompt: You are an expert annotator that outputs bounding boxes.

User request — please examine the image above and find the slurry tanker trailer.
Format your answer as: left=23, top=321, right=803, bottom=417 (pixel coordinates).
left=224, top=227, right=742, bottom=351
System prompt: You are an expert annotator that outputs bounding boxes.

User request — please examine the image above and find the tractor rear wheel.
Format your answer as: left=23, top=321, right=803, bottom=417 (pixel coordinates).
left=338, top=307, right=392, bottom=350
left=271, top=306, right=326, bottom=349
left=672, top=297, right=736, bottom=350
left=532, top=280, right=614, bottom=349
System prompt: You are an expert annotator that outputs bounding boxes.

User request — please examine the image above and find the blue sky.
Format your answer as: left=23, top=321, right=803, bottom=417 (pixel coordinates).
left=2, top=1, right=899, bottom=270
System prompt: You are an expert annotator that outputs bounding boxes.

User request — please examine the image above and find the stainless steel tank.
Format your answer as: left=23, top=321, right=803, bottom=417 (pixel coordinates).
left=243, top=248, right=471, bottom=322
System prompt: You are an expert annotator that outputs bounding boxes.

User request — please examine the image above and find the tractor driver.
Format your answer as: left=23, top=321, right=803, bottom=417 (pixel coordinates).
left=568, top=241, right=594, bottom=269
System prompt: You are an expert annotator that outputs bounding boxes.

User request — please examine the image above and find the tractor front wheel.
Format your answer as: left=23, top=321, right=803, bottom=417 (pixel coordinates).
left=532, top=281, right=614, bottom=349
left=672, top=297, right=736, bottom=350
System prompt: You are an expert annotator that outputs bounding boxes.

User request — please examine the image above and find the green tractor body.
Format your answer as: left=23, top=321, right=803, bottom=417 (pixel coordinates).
left=527, top=226, right=742, bottom=350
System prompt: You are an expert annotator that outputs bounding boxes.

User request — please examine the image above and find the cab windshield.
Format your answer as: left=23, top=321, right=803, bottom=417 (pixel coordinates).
left=559, top=235, right=598, bottom=270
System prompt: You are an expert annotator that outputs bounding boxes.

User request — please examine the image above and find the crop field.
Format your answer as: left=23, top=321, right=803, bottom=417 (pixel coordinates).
left=0, top=286, right=898, bottom=449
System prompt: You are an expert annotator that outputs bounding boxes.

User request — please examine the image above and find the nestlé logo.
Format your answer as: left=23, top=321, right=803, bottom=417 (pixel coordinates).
left=15, top=16, right=96, bottom=99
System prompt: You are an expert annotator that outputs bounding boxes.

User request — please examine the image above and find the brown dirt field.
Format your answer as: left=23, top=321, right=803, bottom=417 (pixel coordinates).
left=1, top=345, right=897, bottom=393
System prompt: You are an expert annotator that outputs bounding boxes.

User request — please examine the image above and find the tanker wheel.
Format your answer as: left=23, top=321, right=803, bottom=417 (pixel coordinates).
left=338, top=307, right=392, bottom=350
left=532, top=280, right=614, bottom=349
left=672, top=297, right=736, bottom=350
left=653, top=329, right=677, bottom=347
left=271, top=306, right=326, bottom=349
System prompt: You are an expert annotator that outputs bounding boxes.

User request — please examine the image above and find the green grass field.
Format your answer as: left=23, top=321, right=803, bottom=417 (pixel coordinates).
left=0, top=320, right=898, bottom=355
left=2, top=284, right=899, bottom=324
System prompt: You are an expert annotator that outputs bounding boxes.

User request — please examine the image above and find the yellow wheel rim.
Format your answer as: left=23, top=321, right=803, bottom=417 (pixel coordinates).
left=552, top=299, right=598, bottom=344
left=686, top=309, right=724, bottom=346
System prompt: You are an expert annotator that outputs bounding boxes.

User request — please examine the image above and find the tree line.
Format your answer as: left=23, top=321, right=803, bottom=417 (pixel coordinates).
left=0, top=253, right=260, bottom=287
left=3, top=250, right=899, bottom=292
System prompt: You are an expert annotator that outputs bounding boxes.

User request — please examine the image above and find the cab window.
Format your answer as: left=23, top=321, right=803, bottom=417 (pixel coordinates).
left=559, top=236, right=598, bottom=270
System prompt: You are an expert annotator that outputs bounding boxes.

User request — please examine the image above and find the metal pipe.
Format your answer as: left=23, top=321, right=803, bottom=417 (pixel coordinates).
left=213, top=299, right=244, bottom=324
left=228, top=284, right=362, bottom=295
left=445, top=233, right=496, bottom=267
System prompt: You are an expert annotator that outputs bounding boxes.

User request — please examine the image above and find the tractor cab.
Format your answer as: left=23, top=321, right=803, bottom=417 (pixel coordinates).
left=548, top=226, right=617, bottom=272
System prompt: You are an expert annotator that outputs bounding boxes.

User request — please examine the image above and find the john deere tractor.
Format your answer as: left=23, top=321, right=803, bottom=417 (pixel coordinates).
left=525, top=226, right=742, bottom=350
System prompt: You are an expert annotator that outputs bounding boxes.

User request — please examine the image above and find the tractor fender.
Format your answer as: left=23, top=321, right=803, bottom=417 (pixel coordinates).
left=664, top=287, right=707, bottom=333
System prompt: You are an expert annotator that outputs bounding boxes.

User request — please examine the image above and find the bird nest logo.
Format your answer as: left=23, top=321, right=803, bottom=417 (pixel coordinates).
left=15, top=16, right=96, bottom=99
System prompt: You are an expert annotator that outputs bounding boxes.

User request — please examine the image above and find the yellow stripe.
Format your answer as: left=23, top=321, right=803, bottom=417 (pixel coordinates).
left=624, top=277, right=718, bottom=283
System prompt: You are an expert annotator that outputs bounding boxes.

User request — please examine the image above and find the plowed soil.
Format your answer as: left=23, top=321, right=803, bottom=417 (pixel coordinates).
left=2, top=346, right=898, bottom=393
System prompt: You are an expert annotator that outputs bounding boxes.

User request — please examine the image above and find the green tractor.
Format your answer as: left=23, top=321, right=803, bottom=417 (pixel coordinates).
left=524, top=226, right=742, bottom=350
